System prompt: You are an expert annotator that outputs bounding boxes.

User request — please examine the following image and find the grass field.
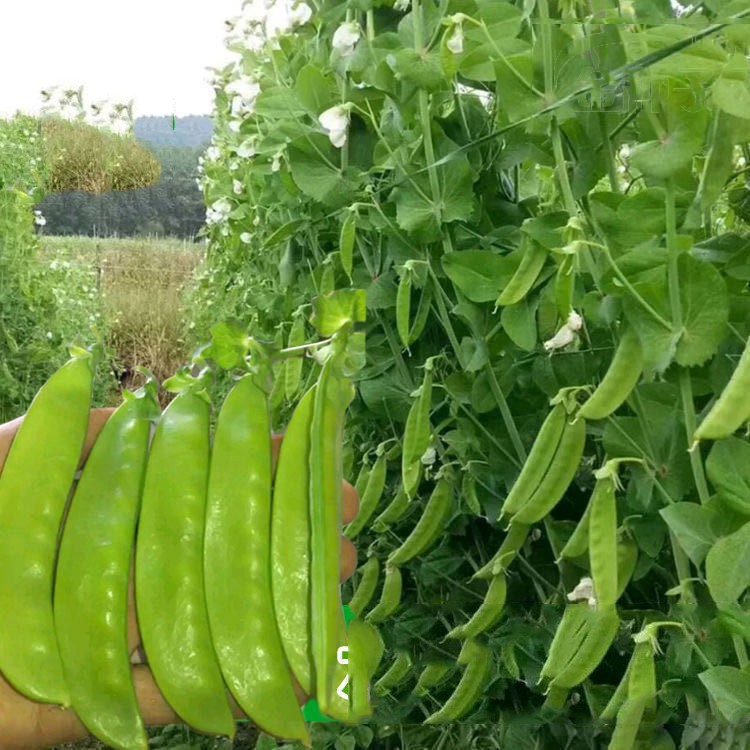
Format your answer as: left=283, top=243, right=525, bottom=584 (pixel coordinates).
left=39, top=235, right=204, bottom=405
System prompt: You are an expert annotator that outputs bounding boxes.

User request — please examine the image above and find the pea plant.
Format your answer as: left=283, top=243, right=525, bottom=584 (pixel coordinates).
left=193, top=0, right=750, bottom=747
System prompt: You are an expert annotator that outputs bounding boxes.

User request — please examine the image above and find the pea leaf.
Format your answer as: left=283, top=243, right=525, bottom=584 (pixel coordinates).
left=699, top=667, right=750, bottom=724
left=311, top=289, right=367, bottom=336
left=203, top=320, right=250, bottom=369
left=706, top=438, right=750, bottom=516
left=442, top=251, right=516, bottom=303
left=660, top=502, right=716, bottom=566
left=501, top=299, right=537, bottom=352
left=705, top=521, right=750, bottom=608
left=288, top=142, right=360, bottom=209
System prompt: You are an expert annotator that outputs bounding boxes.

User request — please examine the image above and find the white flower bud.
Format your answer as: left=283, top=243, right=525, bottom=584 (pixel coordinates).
left=332, top=22, right=361, bottom=57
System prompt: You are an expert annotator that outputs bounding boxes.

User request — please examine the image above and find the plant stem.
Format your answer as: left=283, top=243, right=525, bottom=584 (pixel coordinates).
left=485, top=363, right=527, bottom=464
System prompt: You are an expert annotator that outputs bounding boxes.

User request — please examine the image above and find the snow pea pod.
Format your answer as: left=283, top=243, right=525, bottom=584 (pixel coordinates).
left=55, top=385, right=157, bottom=750
left=135, top=389, right=235, bottom=738
left=346, top=619, right=384, bottom=719
left=511, top=415, right=586, bottom=525
left=347, top=556, right=380, bottom=617
left=388, top=475, right=454, bottom=566
left=284, top=314, right=307, bottom=400
left=473, top=522, right=529, bottom=580
left=589, top=477, right=618, bottom=610
left=579, top=329, right=643, bottom=421
left=424, top=641, right=491, bottom=723
left=558, top=495, right=592, bottom=561
left=366, top=564, right=402, bottom=624
left=205, top=374, right=308, bottom=744
left=372, top=485, right=411, bottom=532
left=413, top=661, right=453, bottom=696
left=345, top=449, right=387, bottom=539
left=496, top=238, right=547, bottom=307
left=309, top=358, right=354, bottom=714
left=694, top=336, right=750, bottom=442
left=540, top=602, right=593, bottom=683
left=271, top=385, right=316, bottom=695
left=0, top=352, right=93, bottom=705
left=402, top=362, right=433, bottom=499
left=374, top=650, right=412, bottom=695
left=499, top=404, right=567, bottom=521
left=446, top=574, right=507, bottom=639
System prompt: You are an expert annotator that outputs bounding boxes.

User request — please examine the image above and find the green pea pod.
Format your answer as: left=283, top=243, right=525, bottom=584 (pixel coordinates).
left=271, top=386, right=316, bottom=695
left=346, top=619, right=384, bottom=719
left=446, top=574, right=507, bottom=639
left=473, top=522, right=529, bottom=580
left=496, top=238, right=547, bottom=307
left=599, top=658, right=632, bottom=722
left=366, top=564, right=402, bottom=624
left=402, top=364, right=433, bottom=499
left=511, top=416, right=586, bottom=525
left=353, top=461, right=371, bottom=500
left=136, top=390, right=235, bottom=737
left=206, top=374, right=308, bottom=744
left=347, top=557, right=381, bottom=617
left=374, top=650, right=412, bottom=695
left=0, top=352, right=93, bottom=704
left=396, top=272, right=412, bottom=349
left=540, top=603, right=594, bottom=683
left=388, top=476, right=454, bottom=566
left=608, top=696, right=648, bottom=750
left=616, top=537, right=639, bottom=600
left=413, top=661, right=454, bottom=697
left=558, top=498, right=592, bottom=561
left=555, top=254, right=575, bottom=319
left=284, top=314, right=307, bottom=401
left=345, top=450, right=387, bottom=539
left=309, top=359, right=354, bottom=714
left=408, top=279, right=432, bottom=345
left=55, top=386, right=157, bottom=750
left=499, top=405, right=567, bottom=521
left=462, top=471, right=482, bottom=515
left=339, top=211, right=356, bottom=279
left=550, top=607, right=620, bottom=689
left=694, top=336, right=750, bottom=442
left=372, top=485, right=411, bottom=532
left=320, top=264, right=335, bottom=295
left=589, top=477, right=618, bottom=610
left=423, top=642, right=491, bottom=723
left=579, top=329, right=643, bottom=421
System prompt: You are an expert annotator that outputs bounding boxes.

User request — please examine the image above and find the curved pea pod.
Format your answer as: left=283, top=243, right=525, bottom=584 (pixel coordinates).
left=339, top=210, right=356, bottom=279
left=396, top=271, right=412, bottom=349
left=206, top=374, right=308, bottom=745
left=407, top=278, right=432, bottom=345
left=402, top=364, right=433, bottom=499
left=446, top=575, right=507, bottom=639
left=284, top=314, right=307, bottom=401
left=347, top=557, right=381, bottom=617
left=372, top=485, right=411, bottom=532
left=496, top=238, right=547, bottom=307
left=550, top=607, right=620, bottom=689
left=346, top=619, right=384, bottom=719
left=558, top=498, right=592, bottom=561
left=473, top=522, right=529, bottom=580
left=135, top=390, right=235, bottom=738
left=353, top=461, right=371, bottom=500
left=694, top=337, right=750, bottom=442
left=309, top=360, right=354, bottom=714
left=511, top=415, right=586, bottom=525
left=555, top=254, right=575, bottom=319
left=366, top=564, right=402, bottom=624
left=616, top=536, right=639, bottom=600
left=270, top=386, right=316, bottom=694
left=413, top=661, right=454, bottom=697
left=599, top=658, right=632, bottom=722
left=388, top=475, right=454, bottom=566
left=55, top=385, right=157, bottom=750
left=539, top=602, right=594, bottom=683
left=499, top=404, right=567, bottom=521
left=423, top=641, right=491, bottom=723
left=579, top=329, right=643, bottom=421
left=345, top=449, right=387, bottom=539
left=374, top=650, right=412, bottom=695
left=589, top=477, right=618, bottom=610
left=0, top=352, right=93, bottom=705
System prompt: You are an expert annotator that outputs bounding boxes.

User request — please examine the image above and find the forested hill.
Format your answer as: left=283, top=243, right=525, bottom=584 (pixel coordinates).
left=134, top=115, right=213, bottom=147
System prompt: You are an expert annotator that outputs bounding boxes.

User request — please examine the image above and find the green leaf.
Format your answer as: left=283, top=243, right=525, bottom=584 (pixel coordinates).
left=442, top=251, right=516, bottom=303
left=387, top=49, right=447, bottom=92
left=287, top=142, right=360, bottom=209
left=706, top=521, right=750, bottom=608
left=311, top=289, right=367, bottom=336
left=204, top=320, right=250, bottom=369
left=295, top=64, right=336, bottom=114
left=706, top=438, right=750, bottom=517
left=699, top=667, right=750, bottom=724
left=501, top=299, right=537, bottom=351
left=659, top=503, right=716, bottom=566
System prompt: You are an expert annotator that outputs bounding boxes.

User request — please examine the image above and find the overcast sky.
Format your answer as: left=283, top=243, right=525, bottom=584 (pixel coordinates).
left=0, top=1, right=241, bottom=118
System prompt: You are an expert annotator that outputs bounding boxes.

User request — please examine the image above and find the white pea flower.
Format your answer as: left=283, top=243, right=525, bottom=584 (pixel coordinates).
left=332, top=22, right=361, bottom=57
left=393, top=0, right=410, bottom=10
left=253, top=214, right=261, bottom=226
left=420, top=446, right=437, bottom=466
left=319, top=104, right=351, bottom=148
left=543, top=324, right=576, bottom=351
left=237, top=139, right=257, bottom=158
left=206, top=197, right=232, bottom=226
left=33, top=210, right=46, bottom=227
left=228, top=119, right=242, bottom=133
left=240, top=232, right=252, bottom=244
left=206, top=145, right=221, bottom=162
left=567, top=310, right=583, bottom=331
left=233, top=179, right=243, bottom=195
left=289, top=2, right=312, bottom=26
left=567, top=577, right=597, bottom=609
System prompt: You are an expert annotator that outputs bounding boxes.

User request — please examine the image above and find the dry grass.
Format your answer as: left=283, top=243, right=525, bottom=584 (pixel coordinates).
left=40, top=236, right=203, bottom=405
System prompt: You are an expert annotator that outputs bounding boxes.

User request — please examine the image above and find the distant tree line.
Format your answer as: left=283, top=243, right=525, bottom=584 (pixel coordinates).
left=36, top=116, right=213, bottom=240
